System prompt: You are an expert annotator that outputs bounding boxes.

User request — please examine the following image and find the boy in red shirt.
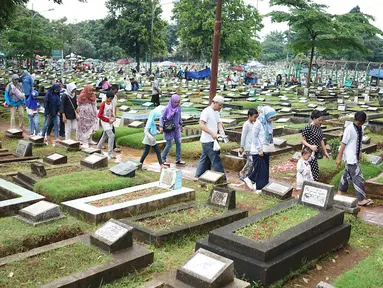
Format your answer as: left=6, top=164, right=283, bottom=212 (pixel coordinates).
left=97, top=91, right=116, bottom=158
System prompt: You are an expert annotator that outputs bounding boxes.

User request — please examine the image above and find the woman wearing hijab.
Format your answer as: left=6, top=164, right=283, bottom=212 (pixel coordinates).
left=244, top=106, right=277, bottom=192
left=41, top=84, right=61, bottom=144
left=61, top=83, right=78, bottom=140
left=4, top=74, right=25, bottom=130
left=25, top=90, right=40, bottom=135
left=140, top=107, right=167, bottom=168
left=159, top=94, right=185, bottom=165
left=77, top=84, right=99, bottom=148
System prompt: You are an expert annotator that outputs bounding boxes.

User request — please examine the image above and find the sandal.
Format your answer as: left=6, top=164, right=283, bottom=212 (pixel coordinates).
left=358, top=199, right=371, bottom=206
left=366, top=199, right=374, bottom=206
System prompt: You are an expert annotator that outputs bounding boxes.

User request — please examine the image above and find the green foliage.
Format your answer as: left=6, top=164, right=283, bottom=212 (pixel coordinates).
left=0, top=0, right=28, bottom=32
left=0, top=215, right=92, bottom=258
left=259, top=31, right=287, bottom=62
left=328, top=138, right=340, bottom=160
left=34, top=170, right=158, bottom=203
left=93, top=126, right=144, bottom=141
left=268, top=0, right=382, bottom=87
left=117, top=133, right=165, bottom=149
left=168, top=141, right=239, bottom=160
left=173, top=0, right=263, bottom=62
left=70, top=38, right=96, bottom=58
left=106, top=0, right=167, bottom=69
left=0, top=242, right=111, bottom=288
left=166, top=23, right=179, bottom=53
left=333, top=247, right=383, bottom=288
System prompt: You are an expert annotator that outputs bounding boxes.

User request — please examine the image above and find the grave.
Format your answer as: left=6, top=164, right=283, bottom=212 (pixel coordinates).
left=62, top=181, right=195, bottom=223
left=142, top=249, right=250, bottom=288
left=28, top=135, right=45, bottom=146
left=59, top=139, right=81, bottom=151
left=366, top=173, right=383, bottom=200
left=196, top=181, right=351, bottom=287
left=82, top=147, right=102, bottom=154
left=43, top=153, right=67, bottom=165
left=0, top=140, right=38, bottom=164
left=5, top=128, right=23, bottom=138
left=280, top=107, right=292, bottom=113
left=262, top=182, right=293, bottom=200
left=81, top=153, right=108, bottom=169
left=221, top=154, right=246, bottom=172
left=333, top=194, right=360, bottom=215
left=31, top=163, right=47, bottom=177
left=273, top=138, right=287, bottom=148
left=119, top=105, right=130, bottom=112
left=0, top=233, right=153, bottom=288
left=0, top=178, right=45, bottom=217
left=199, top=170, right=226, bottom=185
left=365, top=154, right=382, bottom=165
left=362, top=136, right=371, bottom=144
left=121, top=186, right=246, bottom=246
left=275, top=117, right=290, bottom=123
left=128, top=120, right=145, bottom=128
left=15, top=200, right=64, bottom=226
left=12, top=171, right=40, bottom=190
left=110, top=161, right=138, bottom=177
left=90, top=219, right=133, bottom=253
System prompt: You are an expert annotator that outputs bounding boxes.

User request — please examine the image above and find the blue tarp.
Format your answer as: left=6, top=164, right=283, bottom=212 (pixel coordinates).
left=369, top=69, right=383, bottom=79
left=185, top=68, right=211, bottom=80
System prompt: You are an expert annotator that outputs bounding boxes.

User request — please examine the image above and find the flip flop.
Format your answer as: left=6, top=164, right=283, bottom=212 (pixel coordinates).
left=366, top=199, right=374, bottom=206
left=358, top=199, right=370, bottom=206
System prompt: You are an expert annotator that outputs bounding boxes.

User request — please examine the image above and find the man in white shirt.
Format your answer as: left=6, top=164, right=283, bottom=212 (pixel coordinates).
left=195, top=95, right=226, bottom=179
left=151, top=78, right=161, bottom=107
left=336, top=111, right=373, bottom=206
left=231, top=73, right=239, bottom=89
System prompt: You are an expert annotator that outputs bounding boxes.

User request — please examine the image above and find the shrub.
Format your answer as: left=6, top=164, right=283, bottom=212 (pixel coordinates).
left=328, top=138, right=341, bottom=160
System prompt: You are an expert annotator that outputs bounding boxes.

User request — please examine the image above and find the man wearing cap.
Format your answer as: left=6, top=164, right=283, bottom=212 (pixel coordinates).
left=4, top=74, right=25, bottom=130
left=195, top=95, right=226, bottom=179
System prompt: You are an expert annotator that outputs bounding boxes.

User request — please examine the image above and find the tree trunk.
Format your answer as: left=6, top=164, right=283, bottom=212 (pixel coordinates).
left=307, top=44, right=315, bottom=88
left=135, top=40, right=140, bottom=71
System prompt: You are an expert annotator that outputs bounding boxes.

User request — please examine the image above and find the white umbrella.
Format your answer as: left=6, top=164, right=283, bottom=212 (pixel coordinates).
left=245, top=60, right=266, bottom=69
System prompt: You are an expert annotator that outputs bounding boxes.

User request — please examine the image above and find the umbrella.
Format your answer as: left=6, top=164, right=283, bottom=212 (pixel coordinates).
left=231, top=65, right=244, bottom=72
left=369, top=69, right=383, bottom=80
left=159, top=61, right=173, bottom=67
left=85, top=58, right=93, bottom=63
left=245, top=60, right=265, bottom=69
left=35, top=55, right=41, bottom=60
left=117, top=59, right=130, bottom=65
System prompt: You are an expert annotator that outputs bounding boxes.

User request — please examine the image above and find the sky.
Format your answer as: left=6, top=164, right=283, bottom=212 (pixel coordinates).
left=27, top=0, right=383, bottom=39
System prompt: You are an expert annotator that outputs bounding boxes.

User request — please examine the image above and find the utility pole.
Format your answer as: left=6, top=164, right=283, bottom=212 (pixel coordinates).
left=150, top=0, right=155, bottom=75
left=208, top=0, right=223, bottom=103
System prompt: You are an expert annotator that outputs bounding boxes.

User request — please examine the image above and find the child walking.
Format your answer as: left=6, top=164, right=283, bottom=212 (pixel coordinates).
left=296, top=147, right=314, bottom=191
left=336, top=111, right=374, bottom=206
left=140, top=107, right=167, bottom=168
left=238, top=108, right=258, bottom=180
left=25, top=90, right=40, bottom=135
left=97, top=91, right=116, bottom=159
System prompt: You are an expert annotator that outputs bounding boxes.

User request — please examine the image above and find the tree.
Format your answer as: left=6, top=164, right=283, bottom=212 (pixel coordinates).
left=97, top=43, right=126, bottom=61
left=166, top=24, right=179, bottom=53
left=105, top=0, right=167, bottom=70
left=259, top=31, right=287, bottom=61
left=70, top=38, right=96, bottom=58
left=173, top=0, right=263, bottom=62
left=0, top=0, right=28, bottom=31
left=269, top=0, right=382, bottom=87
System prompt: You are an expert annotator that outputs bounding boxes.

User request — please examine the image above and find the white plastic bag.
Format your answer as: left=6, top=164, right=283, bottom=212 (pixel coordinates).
left=213, top=140, right=221, bottom=151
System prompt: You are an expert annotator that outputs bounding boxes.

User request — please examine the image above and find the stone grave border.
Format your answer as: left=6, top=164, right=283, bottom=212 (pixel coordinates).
left=62, top=182, right=195, bottom=224
left=196, top=199, right=351, bottom=286
left=0, top=178, right=45, bottom=217
left=365, top=172, right=383, bottom=200
left=121, top=203, right=247, bottom=246
left=0, top=235, right=153, bottom=288
left=0, top=152, right=39, bottom=164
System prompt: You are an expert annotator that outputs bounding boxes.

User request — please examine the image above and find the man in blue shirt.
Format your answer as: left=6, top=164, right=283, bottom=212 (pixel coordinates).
left=19, top=70, right=33, bottom=99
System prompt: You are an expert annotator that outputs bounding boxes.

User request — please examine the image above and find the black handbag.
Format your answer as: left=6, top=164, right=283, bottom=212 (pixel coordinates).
left=163, top=118, right=176, bottom=133
left=315, top=150, right=323, bottom=159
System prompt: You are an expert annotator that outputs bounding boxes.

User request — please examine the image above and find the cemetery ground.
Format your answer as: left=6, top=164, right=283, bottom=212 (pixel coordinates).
left=1, top=82, right=383, bottom=287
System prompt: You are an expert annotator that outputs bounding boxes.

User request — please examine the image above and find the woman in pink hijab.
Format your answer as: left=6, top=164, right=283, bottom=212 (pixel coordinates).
left=159, top=94, right=185, bottom=165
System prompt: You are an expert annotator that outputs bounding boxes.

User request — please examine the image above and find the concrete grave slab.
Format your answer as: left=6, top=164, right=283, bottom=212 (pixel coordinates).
left=62, top=181, right=195, bottom=223
left=29, top=135, right=44, bottom=145
left=280, top=107, right=292, bottom=113
left=128, top=121, right=145, bottom=128
left=81, top=153, right=108, bottom=169
left=119, top=105, right=130, bottom=112
left=362, top=136, right=371, bottom=144
left=16, top=200, right=63, bottom=226
left=90, top=219, right=133, bottom=253
left=16, top=140, right=33, bottom=157
left=6, top=128, right=23, bottom=138
left=59, top=139, right=81, bottom=151
left=308, top=104, right=318, bottom=108
left=199, top=171, right=226, bottom=185
left=0, top=179, right=45, bottom=217
left=365, top=154, right=382, bottom=165
left=299, top=181, right=335, bottom=210
left=273, top=138, right=287, bottom=148
left=262, top=182, right=293, bottom=200
left=110, top=161, right=137, bottom=177
left=43, top=153, right=67, bottom=165
left=82, top=147, right=102, bottom=154
left=207, top=187, right=236, bottom=210
left=31, top=163, right=47, bottom=177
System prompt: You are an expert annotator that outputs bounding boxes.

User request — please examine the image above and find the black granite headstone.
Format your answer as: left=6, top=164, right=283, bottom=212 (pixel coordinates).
left=15, top=140, right=33, bottom=157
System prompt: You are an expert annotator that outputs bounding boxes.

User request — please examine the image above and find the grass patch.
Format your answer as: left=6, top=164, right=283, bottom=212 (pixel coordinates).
left=117, top=133, right=165, bottom=149
left=89, top=187, right=169, bottom=207
left=236, top=204, right=318, bottom=241
left=318, top=158, right=345, bottom=183
left=169, top=141, right=239, bottom=160
left=34, top=170, right=158, bottom=203
left=284, top=123, right=306, bottom=130
left=93, top=126, right=144, bottom=141
left=330, top=163, right=383, bottom=193
left=332, top=247, right=383, bottom=288
left=375, top=175, right=383, bottom=183
left=135, top=205, right=224, bottom=231
left=0, top=242, right=111, bottom=288
left=281, top=134, right=302, bottom=144
left=0, top=215, right=92, bottom=258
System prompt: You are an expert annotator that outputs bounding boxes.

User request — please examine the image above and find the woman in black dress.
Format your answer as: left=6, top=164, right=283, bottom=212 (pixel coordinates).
left=301, top=110, right=330, bottom=181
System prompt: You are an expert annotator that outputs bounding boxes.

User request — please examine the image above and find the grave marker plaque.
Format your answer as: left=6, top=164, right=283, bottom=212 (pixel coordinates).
left=110, top=161, right=137, bottom=177
left=16, top=140, right=32, bottom=157
left=207, top=187, right=236, bottom=209
left=128, top=121, right=145, bottom=128
left=159, top=168, right=181, bottom=189
left=199, top=171, right=226, bottom=185
left=31, top=163, right=47, bottom=177
left=338, top=105, right=346, bottom=111
left=81, top=153, right=108, bottom=169
left=299, top=181, right=334, bottom=210
left=43, top=153, right=67, bottom=165
left=29, top=135, right=44, bottom=145
left=176, top=248, right=234, bottom=288
left=18, top=200, right=63, bottom=225
left=82, top=147, right=102, bottom=155
left=6, top=128, right=23, bottom=138
left=273, top=138, right=287, bottom=148
left=262, top=182, right=293, bottom=200
left=90, top=219, right=133, bottom=253
left=275, top=118, right=290, bottom=123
